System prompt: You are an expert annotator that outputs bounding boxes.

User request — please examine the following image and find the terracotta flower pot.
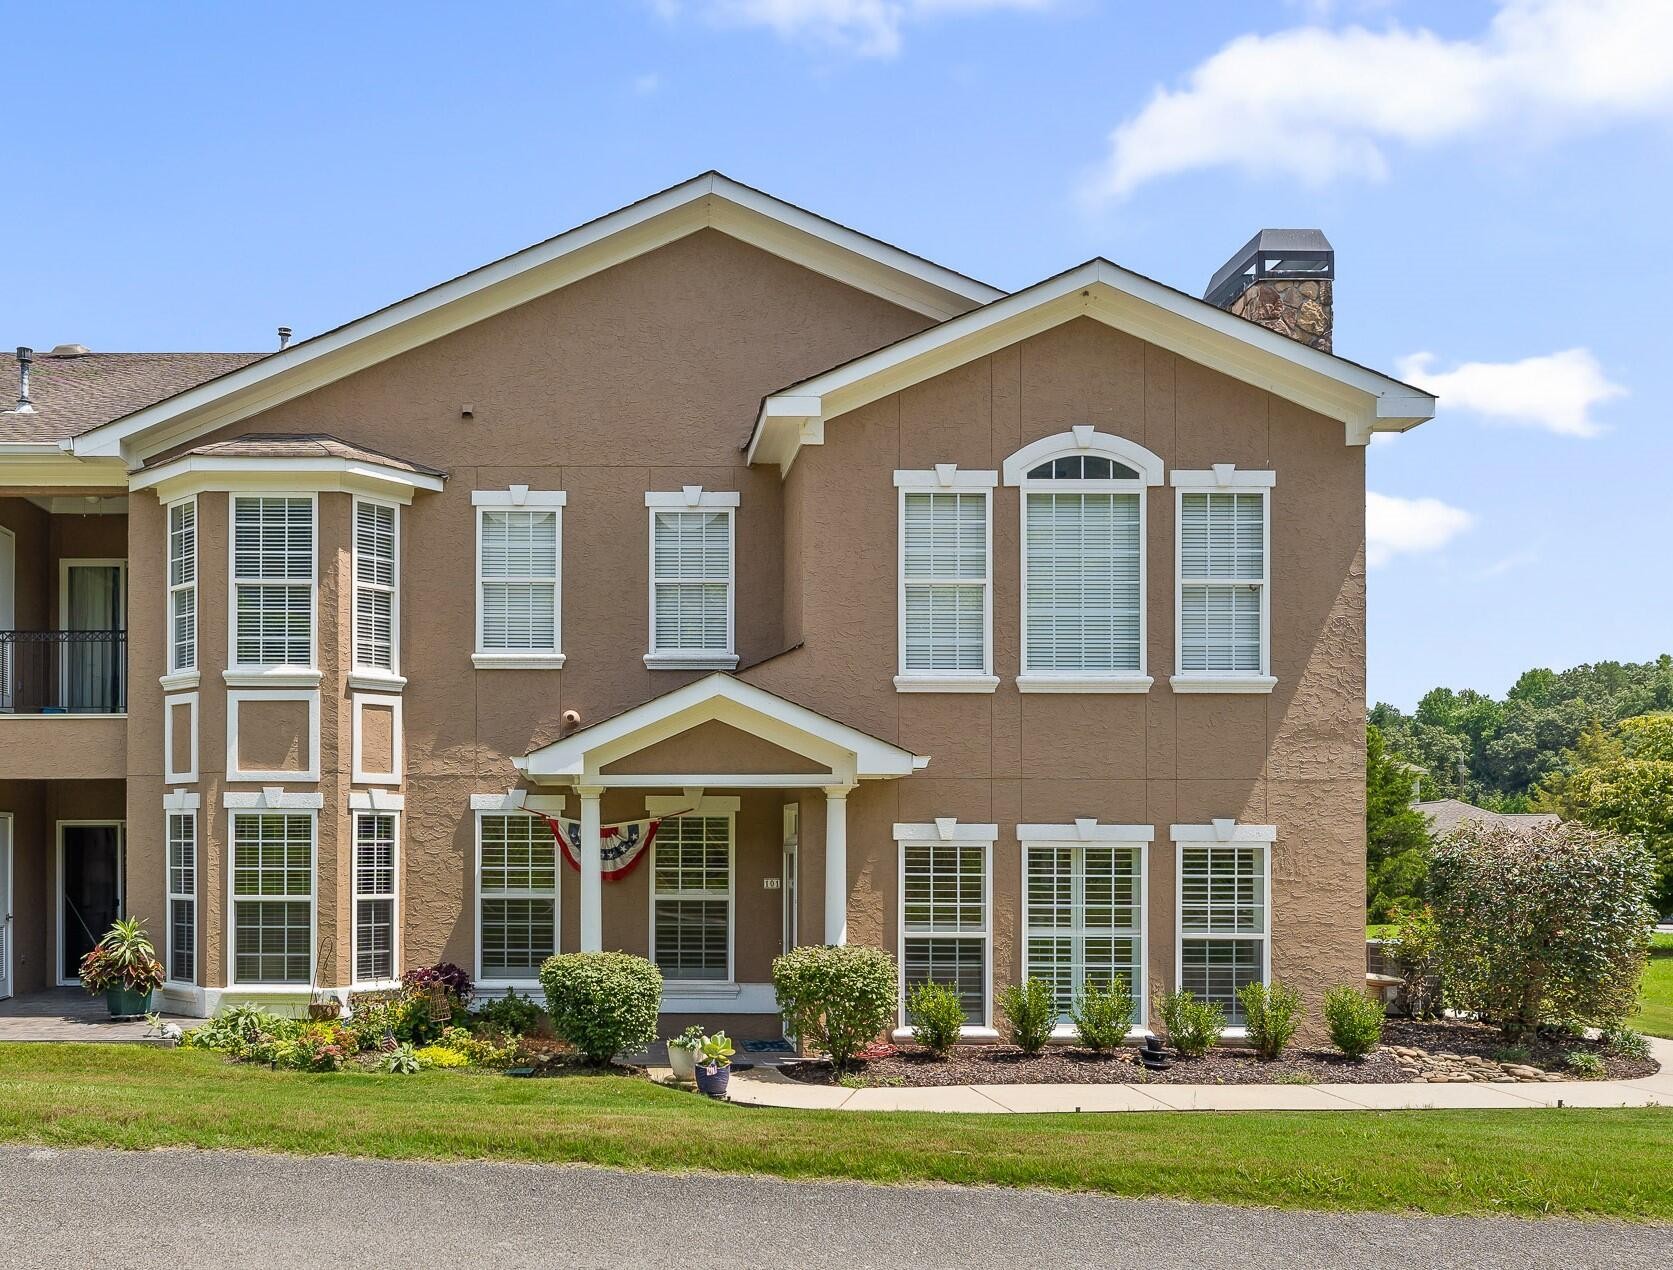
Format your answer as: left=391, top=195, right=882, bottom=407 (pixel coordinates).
left=106, top=987, right=153, bottom=1020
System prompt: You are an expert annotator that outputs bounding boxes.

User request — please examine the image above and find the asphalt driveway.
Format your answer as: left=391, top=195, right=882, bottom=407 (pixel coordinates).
left=0, top=1146, right=1660, bottom=1269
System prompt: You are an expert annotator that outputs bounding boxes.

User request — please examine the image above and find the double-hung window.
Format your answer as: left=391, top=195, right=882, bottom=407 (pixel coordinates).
left=651, top=814, right=733, bottom=981
left=897, top=823, right=995, bottom=1027
left=1174, top=825, right=1273, bottom=1026
left=166, top=811, right=196, bottom=983
left=1021, top=825, right=1150, bottom=1027
left=231, top=495, right=315, bottom=669
left=166, top=498, right=197, bottom=675
left=473, top=489, right=565, bottom=669
left=352, top=499, right=398, bottom=675
left=894, top=469, right=997, bottom=692
left=645, top=490, right=738, bottom=670
left=353, top=812, right=398, bottom=983
left=1172, top=468, right=1275, bottom=692
left=477, top=813, right=557, bottom=983
left=231, top=812, right=314, bottom=985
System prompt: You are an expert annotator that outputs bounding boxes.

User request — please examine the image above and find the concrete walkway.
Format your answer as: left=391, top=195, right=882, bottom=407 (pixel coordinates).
left=0, top=989, right=202, bottom=1043
left=706, top=1035, right=1673, bottom=1113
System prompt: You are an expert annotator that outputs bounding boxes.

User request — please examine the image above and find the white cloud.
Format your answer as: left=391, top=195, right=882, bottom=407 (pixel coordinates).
left=1090, top=0, right=1673, bottom=200
left=1366, top=491, right=1473, bottom=568
left=658, top=0, right=1052, bottom=57
left=1396, top=348, right=1626, bottom=438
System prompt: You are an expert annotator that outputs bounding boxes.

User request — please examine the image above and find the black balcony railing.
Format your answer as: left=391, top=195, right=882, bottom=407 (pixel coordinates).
left=0, top=631, right=128, bottom=714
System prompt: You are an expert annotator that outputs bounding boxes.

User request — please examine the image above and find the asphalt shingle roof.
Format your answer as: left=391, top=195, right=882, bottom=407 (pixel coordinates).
left=1414, top=799, right=1560, bottom=838
left=0, top=350, right=266, bottom=444
left=151, top=433, right=446, bottom=479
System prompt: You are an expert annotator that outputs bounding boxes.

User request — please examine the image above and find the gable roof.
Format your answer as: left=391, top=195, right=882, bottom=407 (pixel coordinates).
left=0, top=350, right=264, bottom=444
left=68, top=172, right=1002, bottom=466
left=145, top=432, right=446, bottom=478
left=747, top=258, right=1437, bottom=470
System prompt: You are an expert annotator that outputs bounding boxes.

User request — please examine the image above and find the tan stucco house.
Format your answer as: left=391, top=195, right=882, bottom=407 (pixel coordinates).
left=0, top=175, right=1435, bottom=1040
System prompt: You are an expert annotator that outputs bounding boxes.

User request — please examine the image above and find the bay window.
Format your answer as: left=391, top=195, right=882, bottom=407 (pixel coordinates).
left=166, top=811, right=196, bottom=983
left=167, top=498, right=197, bottom=675
left=352, top=499, right=398, bottom=674
left=232, top=495, right=315, bottom=668
left=353, top=812, right=398, bottom=983
left=231, top=811, right=314, bottom=985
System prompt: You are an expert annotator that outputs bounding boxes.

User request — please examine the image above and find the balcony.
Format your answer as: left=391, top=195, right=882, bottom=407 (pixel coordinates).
left=0, top=631, right=128, bottom=714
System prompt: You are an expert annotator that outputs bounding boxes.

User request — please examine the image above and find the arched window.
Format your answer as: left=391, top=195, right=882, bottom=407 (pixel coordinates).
left=1003, top=429, right=1163, bottom=691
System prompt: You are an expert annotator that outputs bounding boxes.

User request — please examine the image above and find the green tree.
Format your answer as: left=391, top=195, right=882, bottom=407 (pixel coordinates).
left=1366, top=723, right=1432, bottom=921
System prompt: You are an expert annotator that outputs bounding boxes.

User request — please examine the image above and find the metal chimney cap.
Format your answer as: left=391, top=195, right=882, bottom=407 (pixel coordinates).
left=15, top=346, right=32, bottom=364
left=1205, top=228, right=1334, bottom=308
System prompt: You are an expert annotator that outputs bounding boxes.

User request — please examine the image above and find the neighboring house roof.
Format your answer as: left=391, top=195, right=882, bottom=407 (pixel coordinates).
left=66, top=172, right=1003, bottom=466
left=748, top=258, right=1437, bottom=470
left=148, top=433, right=447, bottom=479
left=1415, top=799, right=1561, bottom=838
left=0, top=350, right=265, bottom=444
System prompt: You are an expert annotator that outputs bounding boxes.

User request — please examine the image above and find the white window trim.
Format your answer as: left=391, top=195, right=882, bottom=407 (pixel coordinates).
left=225, top=689, right=321, bottom=783
left=1006, top=430, right=1162, bottom=694
left=644, top=488, right=740, bottom=671
left=351, top=495, right=401, bottom=680
left=1171, top=820, right=1275, bottom=1035
left=474, top=809, right=560, bottom=991
left=166, top=495, right=198, bottom=675
left=163, top=691, right=198, bottom=785
left=1018, top=822, right=1153, bottom=1033
left=1170, top=466, right=1277, bottom=694
left=164, top=807, right=197, bottom=988
left=226, top=807, right=317, bottom=990
left=649, top=807, right=737, bottom=985
left=351, top=691, right=403, bottom=786
left=893, top=819, right=998, bottom=1039
left=351, top=809, right=401, bottom=990
left=227, top=492, right=318, bottom=676
left=472, top=487, right=567, bottom=670
left=893, top=467, right=999, bottom=694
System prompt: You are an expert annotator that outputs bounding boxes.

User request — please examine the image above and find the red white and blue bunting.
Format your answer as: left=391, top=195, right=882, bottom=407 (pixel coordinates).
left=528, top=812, right=660, bottom=882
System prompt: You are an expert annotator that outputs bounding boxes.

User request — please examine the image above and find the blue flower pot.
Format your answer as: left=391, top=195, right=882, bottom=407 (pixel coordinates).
left=106, top=987, right=153, bottom=1020
left=695, top=1062, right=731, bottom=1099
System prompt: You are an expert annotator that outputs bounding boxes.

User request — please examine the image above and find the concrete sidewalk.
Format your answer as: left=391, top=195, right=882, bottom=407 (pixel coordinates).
left=702, top=1035, right=1673, bottom=1113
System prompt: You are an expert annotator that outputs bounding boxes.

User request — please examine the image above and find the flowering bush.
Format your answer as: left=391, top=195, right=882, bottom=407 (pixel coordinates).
left=415, top=1044, right=468, bottom=1069
left=403, top=963, right=474, bottom=1002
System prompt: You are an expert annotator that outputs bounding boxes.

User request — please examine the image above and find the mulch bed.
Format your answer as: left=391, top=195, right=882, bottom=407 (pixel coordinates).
left=781, top=1019, right=1659, bottom=1088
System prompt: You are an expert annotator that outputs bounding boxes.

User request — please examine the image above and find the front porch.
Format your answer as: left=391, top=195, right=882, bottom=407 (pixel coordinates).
left=0, top=988, right=201, bottom=1042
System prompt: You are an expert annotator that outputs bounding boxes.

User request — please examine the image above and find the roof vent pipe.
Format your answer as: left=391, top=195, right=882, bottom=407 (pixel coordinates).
left=13, top=347, right=33, bottom=414
left=277, top=326, right=293, bottom=350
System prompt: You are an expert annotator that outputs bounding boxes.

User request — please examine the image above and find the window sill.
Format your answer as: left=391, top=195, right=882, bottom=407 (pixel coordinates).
left=158, top=670, right=200, bottom=691
left=893, top=675, right=1000, bottom=694
left=644, top=652, right=739, bottom=671
left=891, top=1025, right=1001, bottom=1042
left=1016, top=674, right=1153, bottom=694
left=1168, top=674, right=1277, bottom=695
left=472, top=652, right=566, bottom=670
left=1049, top=1023, right=1153, bottom=1041
left=223, top=667, right=322, bottom=689
left=348, top=671, right=407, bottom=692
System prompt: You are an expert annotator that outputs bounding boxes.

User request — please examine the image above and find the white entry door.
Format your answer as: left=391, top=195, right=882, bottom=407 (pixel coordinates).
left=781, top=804, right=799, bottom=953
left=0, top=814, right=12, bottom=999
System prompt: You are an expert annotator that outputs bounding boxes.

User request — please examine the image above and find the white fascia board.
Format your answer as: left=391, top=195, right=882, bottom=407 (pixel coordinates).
left=0, top=445, right=130, bottom=489
left=131, top=455, right=443, bottom=503
left=69, top=174, right=996, bottom=466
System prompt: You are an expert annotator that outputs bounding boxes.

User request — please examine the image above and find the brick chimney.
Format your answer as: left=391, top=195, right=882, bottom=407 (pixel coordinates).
left=1204, top=229, right=1333, bottom=353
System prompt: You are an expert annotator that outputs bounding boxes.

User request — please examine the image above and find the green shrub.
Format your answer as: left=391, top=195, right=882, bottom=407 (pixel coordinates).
left=471, top=988, right=545, bottom=1037
left=905, top=982, right=965, bottom=1058
left=1323, top=984, right=1385, bottom=1060
left=1238, top=980, right=1302, bottom=1060
left=1565, top=1050, right=1606, bottom=1079
left=1071, top=977, right=1135, bottom=1052
left=414, top=1044, right=468, bottom=1069
left=436, top=1025, right=524, bottom=1069
left=1388, top=902, right=1442, bottom=1019
left=1429, top=821, right=1655, bottom=1038
left=1157, top=990, right=1225, bottom=1058
left=996, top=978, right=1055, bottom=1055
left=538, top=952, right=662, bottom=1064
left=1602, top=1025, right=1650, bottom=1061
left=772, top=945, right=897, bottom=1070
left=344, top=991, right=431, bottom=1049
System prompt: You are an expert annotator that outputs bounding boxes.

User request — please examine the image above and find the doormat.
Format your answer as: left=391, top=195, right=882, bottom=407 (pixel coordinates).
left=742, top=1038, right=794, bottom=1054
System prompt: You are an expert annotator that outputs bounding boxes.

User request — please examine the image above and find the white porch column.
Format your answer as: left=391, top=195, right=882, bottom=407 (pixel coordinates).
left=823, top=784, right=853, bottom=946
left=577, top=785, right=604, bottom=952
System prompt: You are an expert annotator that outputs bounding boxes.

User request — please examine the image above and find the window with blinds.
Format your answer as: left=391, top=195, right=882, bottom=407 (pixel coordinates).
left=353, top=500, right=398, bottom=672
left=232, top=495, right=314, bottom=667
left=167, top=499, right=197, bottom=674
left=478, top=814, right=557, bottom=982
left=651, top=510, right=732, bottom=654
left=231, top=812, right=313, bottom=984
left=166, top=812, right=196, bottom=983
left=1023, top=843, right=1143, bottom=1025
left=652, top=815, right=731, bottom=981
left=1024, top=491, right=1141, bottom=673
left=1178, top=843, right=1268, bottom=1024
left=901, top=840, right=989, bottom=1024
left=1178, top=490, right=1266, bottom=674
left=900, top=491, right=989, bottom=675
left=478, top=508, right=559, bottom=653
left=353, top=813, right=398, bottom=983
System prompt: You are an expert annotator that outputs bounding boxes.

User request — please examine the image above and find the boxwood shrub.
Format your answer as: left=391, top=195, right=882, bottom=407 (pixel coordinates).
left=538, top=951, right=662, bottom=1064
left=773, top=944, right=896, bottom=1069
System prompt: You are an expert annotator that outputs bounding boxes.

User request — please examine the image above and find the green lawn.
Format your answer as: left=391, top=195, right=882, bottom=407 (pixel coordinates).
left=1635, top=944, right=1673, bottom=1039
left=0, top=1045, right=1668, bottom=1221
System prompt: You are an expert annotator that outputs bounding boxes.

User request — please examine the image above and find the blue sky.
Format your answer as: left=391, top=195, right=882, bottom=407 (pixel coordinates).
left=6, top=0, right=1667, bottom=708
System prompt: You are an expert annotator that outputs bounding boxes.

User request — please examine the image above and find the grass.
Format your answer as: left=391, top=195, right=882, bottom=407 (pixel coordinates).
left=0, top=1045, right=1668, bottom=1221
left=1634, top=941, right=1673, bottom=1039
left=1366, top=923, right=1399, bottom=940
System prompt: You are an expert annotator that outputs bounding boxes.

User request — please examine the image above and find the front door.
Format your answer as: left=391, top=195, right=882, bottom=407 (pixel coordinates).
left=61, top=562, right=125, bottom=712
left=60, top=823, right=122, bottom=984
left=781, top=804, right=799, bottom=953
left=0, top=815, right=12, bottom=999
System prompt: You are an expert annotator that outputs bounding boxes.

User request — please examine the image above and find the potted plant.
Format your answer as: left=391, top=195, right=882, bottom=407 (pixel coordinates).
left=694, top=1030, right=734, bottom=1099
left=78, top=917, right=166, bottom=1020
left=667, top=1024, right=705, bottom=1083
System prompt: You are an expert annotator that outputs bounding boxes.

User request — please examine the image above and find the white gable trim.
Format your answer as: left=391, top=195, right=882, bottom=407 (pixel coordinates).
left=69, top=174, right=999, bottom=466
left=515, top=672, right=926, bottom=786
left=749, top=260, right=1437, bottom=470
left=132, top=454, right=443, bottom=503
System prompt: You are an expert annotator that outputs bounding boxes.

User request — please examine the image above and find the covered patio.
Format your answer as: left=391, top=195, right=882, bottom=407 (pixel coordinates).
left=0, top=987, right=201, bottom=1043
